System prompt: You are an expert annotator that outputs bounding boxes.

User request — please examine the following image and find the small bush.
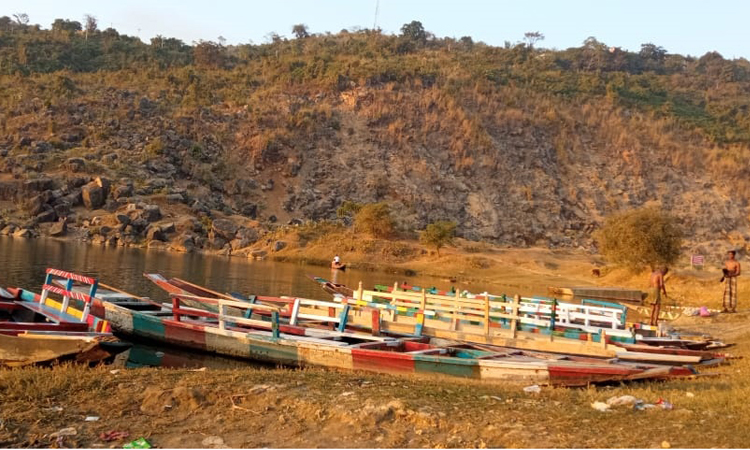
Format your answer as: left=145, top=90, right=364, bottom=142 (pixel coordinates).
left=353, top=202, right=395, bottom=238
left=594, top=207, right=683, bottom=271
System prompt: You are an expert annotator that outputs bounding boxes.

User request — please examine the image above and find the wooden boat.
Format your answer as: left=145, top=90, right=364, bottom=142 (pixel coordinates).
left=372, top=280, right=729, bottom=350
left=301, top=277, right=728, bottom=365
left=0, top=332, right=122, bottom=367
left=0, top=271, right=130, bottom=366
left=548, top=286, right=646, bottom=304
left=48, top=268, right=699, bottom=386
left=147, top=273, right=725, bottom=368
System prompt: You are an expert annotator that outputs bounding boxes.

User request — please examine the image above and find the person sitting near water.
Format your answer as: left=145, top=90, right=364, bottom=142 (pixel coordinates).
left=331, top=255, right=345, bottom=270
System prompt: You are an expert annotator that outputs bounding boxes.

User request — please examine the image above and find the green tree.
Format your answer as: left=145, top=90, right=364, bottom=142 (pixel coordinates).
left=594, top=207, right=683, bottom=272
left=51, top=19, right=82, bottom=33
left=420, top=221, right=457, bottom=256
left=399, top=20, right=426, bottom=44
left=523, top=31, right=544, bottom=49
left=353, top=202, right=394, bottom=238
left=292, top=24, right=309, bottom=39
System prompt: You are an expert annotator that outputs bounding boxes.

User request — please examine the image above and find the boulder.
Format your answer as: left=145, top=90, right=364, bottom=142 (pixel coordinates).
left=141, top=205, right=162, bottom=222
left=53, top=202, right=71, bottom=218
left=236, top=227, right=259, bottom=245
left=116, top=214, right=130, bottom=225
left=273, top=240, right=287, bottom=252
left=49, top=219, right=67, bottom=237
left=95, top=176, right=112, bottom=195
left=211, top=219, right=238, bottom=241
left=170, top=234, right=196, bottom=253
left=25, top=193, right=49, bottom=216
left=208, top=236, right=227, bottom=250
left=23, top=178, right=54, bottom=193
left=35, top=207, right=57, bottom=223
left=160, top=222, right=176, bottom=234
left=81, top=182, right=105, bottom=209
left=65, top=158, right=86, bottom=172
left=0, top=225, right=16, bottom=235
left=67, top=177, right=88, bottom=189
left=61, top=190, right=83, bottom=207
left=146, top=226, right=166, bottom=242
left=112, top=184, right=134, bottom=199
left=176, top=217, right=201, bottom=234
left=130, top=218, right=149, bottom=233
left=13, top=228, right=34, bottom=238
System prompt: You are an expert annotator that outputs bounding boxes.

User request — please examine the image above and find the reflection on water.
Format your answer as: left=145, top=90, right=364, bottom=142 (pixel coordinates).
left=113, top=342, right=260, bottom=369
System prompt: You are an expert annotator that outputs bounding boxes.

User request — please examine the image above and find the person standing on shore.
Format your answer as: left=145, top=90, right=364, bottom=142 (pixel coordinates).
left=722, top=250, right=741, bottom=313
left=649, top=267, right=668, bottom=326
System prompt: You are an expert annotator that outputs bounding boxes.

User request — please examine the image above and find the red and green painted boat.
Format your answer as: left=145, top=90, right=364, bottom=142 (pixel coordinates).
left=49, top=268, right=701, bottom=386
left=1, top=271, right=130, bottom=366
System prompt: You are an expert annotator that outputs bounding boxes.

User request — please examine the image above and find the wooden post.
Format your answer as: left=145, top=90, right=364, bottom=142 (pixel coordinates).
left=484, top=295, right=490, bottom=335
left=290, top=298, right=301, bottom=326
left=393, top=281, right=399, bottom=293
left=172, top=297, right=181, bottom=322
left=243, top=295, right=257, bottom=319
left=357, top=281, right=364, bottom=301
left=451, top=289, right=460, bottom=331
left=60, top=278, right=74, bottom=315
left=548, top=299, right=557, bottom=342
left=510, top=294, right=519, bottom=338
left=371, top=309, right=381, bottom=336
left=218, top=302, right=226, bottom=330
left=415, top=313, right=425, bottom=337
left=82, top=279, right=98, bottom=321
left=271, top=311, right=280, bottom=339
left=337, top=304, right=351, bottom=333
left=39, top=272, right=52, bottom=305
left=600, top=329, right=607, bottom=349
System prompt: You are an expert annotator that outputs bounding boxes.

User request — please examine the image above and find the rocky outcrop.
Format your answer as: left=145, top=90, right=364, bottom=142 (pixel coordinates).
left=82, top=182, right=105, bottom=209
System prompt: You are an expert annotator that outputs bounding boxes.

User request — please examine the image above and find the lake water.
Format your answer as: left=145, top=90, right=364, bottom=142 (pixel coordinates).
left=0, top=236, right=457, bottom=303
left=0, top=236, right=482, bottom=368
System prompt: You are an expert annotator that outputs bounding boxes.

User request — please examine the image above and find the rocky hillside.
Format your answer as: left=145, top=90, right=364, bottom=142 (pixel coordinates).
left=1, top=18, right=749, bottom=258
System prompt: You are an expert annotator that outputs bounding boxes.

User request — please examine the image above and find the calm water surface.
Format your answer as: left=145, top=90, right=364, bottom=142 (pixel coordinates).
left=0, top=237, right=457, bottom=302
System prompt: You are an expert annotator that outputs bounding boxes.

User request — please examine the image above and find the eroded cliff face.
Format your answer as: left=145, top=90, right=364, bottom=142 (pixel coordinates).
left=0, top=82, right=746, bottom=258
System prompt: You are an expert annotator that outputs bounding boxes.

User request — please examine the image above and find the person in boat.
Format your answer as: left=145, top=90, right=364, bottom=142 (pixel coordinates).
left=331, top=256, right=345, bottom=270
left=722, top=250, right=741, bottom=313
left=648, top=267, right=668, bottom=326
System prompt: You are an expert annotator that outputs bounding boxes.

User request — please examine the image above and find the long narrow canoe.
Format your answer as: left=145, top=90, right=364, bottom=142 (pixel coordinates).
left=144, top=273, right=722, bottom=369
left=47, top=268, right=698, bottom=386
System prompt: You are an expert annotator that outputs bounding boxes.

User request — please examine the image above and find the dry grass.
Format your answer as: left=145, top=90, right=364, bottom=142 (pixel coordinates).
left=1, top=327, right=750, bottom=448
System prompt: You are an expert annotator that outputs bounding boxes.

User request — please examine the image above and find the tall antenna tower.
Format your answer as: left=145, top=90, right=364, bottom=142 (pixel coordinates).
left=373, top=0, right=380, bottom=30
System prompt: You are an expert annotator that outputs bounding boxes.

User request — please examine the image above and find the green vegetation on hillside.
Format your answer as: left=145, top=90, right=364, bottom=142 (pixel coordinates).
left=1, top=15, right=750, bottom=247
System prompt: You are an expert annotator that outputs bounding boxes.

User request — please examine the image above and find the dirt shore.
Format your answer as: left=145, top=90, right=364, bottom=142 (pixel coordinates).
left=2, top=312, right=749, bottom=450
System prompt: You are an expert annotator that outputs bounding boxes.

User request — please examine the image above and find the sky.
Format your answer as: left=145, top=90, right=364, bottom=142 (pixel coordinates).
left=4, top=0, right=750, bottom=59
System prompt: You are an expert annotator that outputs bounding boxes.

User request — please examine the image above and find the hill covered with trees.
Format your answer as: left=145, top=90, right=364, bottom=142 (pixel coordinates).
left=1, top=15, right=749, bottom=258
